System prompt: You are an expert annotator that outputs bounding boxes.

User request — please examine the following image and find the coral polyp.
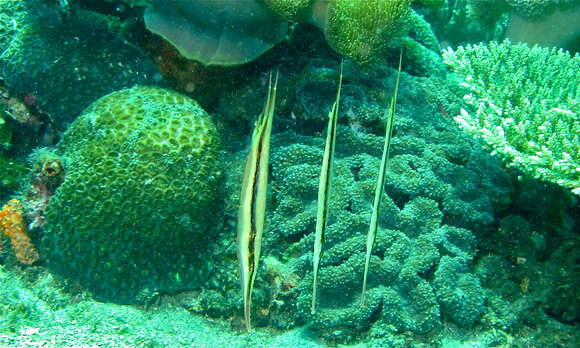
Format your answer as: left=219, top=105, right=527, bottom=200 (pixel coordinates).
left=40, top=86, right=223, bottom=303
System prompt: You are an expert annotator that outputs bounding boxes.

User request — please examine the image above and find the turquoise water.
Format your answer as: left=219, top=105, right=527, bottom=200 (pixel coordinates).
left=0, top=1, right=578, bottom=346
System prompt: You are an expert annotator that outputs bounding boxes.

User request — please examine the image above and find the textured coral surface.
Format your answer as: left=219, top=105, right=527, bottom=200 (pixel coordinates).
left=443, top=41, right=579, bottom=194
left=207, top=63, right=516, bottom=343
left=0, top=0, right=578, bottom=346
left=0, top=0, right=158, bottom=129
left=41, top=86, right=223, bottom=303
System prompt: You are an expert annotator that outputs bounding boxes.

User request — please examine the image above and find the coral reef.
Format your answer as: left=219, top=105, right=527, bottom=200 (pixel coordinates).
left=212, top=62, right=512, bottom=343
left=0, top=1, right=576, bottom=346
left=24, top=149, right=66, bottom=231
left=266, top=0, right=415, bottom=64
left=114, top=0, right=412, bottom=65
left=40, top=86, right=223, bottom=303
left=0, top=199, right=39, bottom=265
left=322, top=0, right=412, bottom=64
left=0, top=0, right=158, bottom=129
left=443, top=41, right=579, bottom=195
left=262, top=119, right=495, bottom=340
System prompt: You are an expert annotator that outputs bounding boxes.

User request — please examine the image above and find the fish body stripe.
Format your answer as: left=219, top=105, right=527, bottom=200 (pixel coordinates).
left=361, top=52, right=402, bottom=306
left=237, top=72, right=278, bottom=331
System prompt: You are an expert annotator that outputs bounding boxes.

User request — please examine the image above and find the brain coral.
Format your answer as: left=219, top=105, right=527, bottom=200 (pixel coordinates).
left=213, top=62, right=512, bottom=343
left=40, top=86, right=223, bottom=303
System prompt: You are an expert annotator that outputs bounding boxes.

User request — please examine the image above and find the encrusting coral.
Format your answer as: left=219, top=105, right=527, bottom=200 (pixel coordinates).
left=0, top=198, right=39, bottom=265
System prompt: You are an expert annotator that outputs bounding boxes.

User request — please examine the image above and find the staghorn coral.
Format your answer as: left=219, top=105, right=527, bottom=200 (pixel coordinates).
left=0, top=198, right=39, bottom=265
left=443, top=41, right=580, bottom=195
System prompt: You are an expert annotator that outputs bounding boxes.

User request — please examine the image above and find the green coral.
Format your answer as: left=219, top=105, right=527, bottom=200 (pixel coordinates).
left=414, top=0, right=445, bottom=9
left=265, top=128, right=497, bottom=336
left=324, top=0, right=412, bottom=64
left=41, top=86, right=223, bottom=303
left=0, top=156, right=26, bottom=200
left=443, top=41, right=579, bottom=195
left=0, top=117, right=11, bottom=150
left=262, top=0, right=312, bottom=20
left=433, top=256, right=485, bottom=328
left=263, top=0, right=413, bottom=64
left=0, top=0, right=157, bottom=128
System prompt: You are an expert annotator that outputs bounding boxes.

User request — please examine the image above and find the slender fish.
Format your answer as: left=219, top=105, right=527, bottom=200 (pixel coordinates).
left=312, top=62, right=343, bottom=314
left=361, top=52, right=402, bottom=306
left=237, top=71, right=278, bottom=331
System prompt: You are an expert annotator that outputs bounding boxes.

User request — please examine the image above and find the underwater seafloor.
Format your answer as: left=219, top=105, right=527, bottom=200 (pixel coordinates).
left=0, top=0, right=579, bottom=347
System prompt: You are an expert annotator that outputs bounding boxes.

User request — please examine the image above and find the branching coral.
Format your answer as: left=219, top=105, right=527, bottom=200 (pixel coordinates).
left=443, top=41, right=579, bottom=195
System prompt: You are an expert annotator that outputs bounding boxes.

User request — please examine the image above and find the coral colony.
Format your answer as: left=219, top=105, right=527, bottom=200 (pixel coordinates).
left=0, top=0, right=578, bottom=346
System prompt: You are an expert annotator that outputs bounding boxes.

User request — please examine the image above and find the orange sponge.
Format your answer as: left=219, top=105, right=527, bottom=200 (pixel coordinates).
left=0, top=199, right=39, bottom=265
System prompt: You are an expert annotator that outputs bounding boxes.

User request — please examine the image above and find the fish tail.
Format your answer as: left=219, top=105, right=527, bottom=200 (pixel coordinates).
left=311, top=268, right=318, bottom=314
